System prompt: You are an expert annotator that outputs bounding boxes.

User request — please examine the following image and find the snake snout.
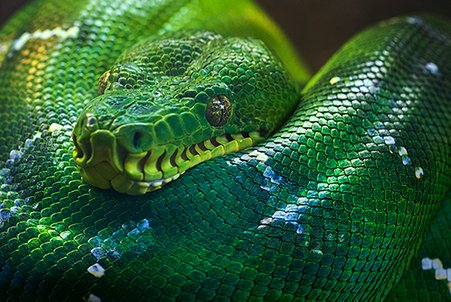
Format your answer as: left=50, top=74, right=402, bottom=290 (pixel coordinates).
left=72, top=133, right=92, bottom=163
left=72, top=111, right=97, bottom=165
left=72, top=129, right=126, bottom=190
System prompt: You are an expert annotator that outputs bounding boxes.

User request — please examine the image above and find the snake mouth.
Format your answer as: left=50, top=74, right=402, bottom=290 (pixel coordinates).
left=73, top=130, right=266, bottom=195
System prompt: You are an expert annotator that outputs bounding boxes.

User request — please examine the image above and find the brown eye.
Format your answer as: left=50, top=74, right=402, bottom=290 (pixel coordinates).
left=98, top=71, right=110, bottom=95
left=205, top=95, right=231, bottom=127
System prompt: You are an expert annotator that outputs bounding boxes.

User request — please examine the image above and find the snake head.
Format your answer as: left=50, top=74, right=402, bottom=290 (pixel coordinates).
left=72, top=31, right=299, bottom=195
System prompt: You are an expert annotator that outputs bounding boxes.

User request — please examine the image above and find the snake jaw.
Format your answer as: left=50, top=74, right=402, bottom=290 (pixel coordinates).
left=73, top=129, right=266, bottom=195
left=112, top=130, right=266, bottom=195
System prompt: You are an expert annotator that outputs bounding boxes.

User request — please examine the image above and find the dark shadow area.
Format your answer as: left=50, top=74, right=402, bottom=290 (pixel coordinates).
left=257, top=0, right=451, bottom=71
left=0, top=0, right=28, bottom=25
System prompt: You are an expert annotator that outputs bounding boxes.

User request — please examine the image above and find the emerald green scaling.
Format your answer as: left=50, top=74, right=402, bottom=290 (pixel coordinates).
left=0, top=0, right=450, bottom=301
left=72, top=31, right=299, bottom=194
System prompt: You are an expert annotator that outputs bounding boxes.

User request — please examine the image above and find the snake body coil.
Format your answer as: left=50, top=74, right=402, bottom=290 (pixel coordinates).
left=0, top=0, right=450, bottom=301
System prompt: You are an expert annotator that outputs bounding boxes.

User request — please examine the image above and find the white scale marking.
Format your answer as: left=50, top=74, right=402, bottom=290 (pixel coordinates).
left=86, top=294, right=102, bottom=302
left=0, top=122, right=74, bottom=228
left=329, top=76, right=341, bottom=85
left=49, top=123, right=64, bottom=133
left=407, top=16, right=423, bottom=25
left=249, top=149, right=269, bottom=162
left=367, top=129, right=423, bottom=179
left=258, top=204, right=305, bottom=235
left=11, top=26, right=79, bottom=51
left=424, top=62, right=440, bottom=75
left=87, top=263, right=105, bottom=278
left=422, top=257, right=451, bottom=294
left=415, top=167, right=424, bottom=179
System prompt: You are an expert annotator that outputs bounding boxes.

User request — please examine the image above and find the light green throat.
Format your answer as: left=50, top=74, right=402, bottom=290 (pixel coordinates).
left=72, top=31, right=299, bottom=194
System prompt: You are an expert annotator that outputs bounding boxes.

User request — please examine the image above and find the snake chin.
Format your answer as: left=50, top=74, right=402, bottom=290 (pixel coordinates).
left=73, top=129, right=266, bottom=195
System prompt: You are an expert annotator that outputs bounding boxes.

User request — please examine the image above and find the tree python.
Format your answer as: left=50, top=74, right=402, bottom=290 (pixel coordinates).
left=0, top=0, right=450, bottom=301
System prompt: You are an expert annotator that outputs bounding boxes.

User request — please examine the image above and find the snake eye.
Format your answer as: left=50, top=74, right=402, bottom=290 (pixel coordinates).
left=205, top=95, right=231, bottom=127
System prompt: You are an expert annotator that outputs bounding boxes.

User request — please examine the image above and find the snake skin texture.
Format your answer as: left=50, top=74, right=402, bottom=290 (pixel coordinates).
left=0, top=0, right=450, bottom=301
left=71, top=31, right=300, bottom=194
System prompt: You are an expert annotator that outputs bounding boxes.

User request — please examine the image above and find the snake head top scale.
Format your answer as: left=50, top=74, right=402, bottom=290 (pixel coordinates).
left=72, top=32, right=300, bottom=195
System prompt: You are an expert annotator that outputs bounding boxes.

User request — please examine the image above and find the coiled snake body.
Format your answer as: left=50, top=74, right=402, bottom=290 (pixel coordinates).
left=0, top=0, right=450, bottom=301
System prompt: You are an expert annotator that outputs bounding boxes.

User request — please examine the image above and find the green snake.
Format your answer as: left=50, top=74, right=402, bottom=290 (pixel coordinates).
left=71, top=31, right=300, bottom=195
left=0, top=0, right=450, bottom=301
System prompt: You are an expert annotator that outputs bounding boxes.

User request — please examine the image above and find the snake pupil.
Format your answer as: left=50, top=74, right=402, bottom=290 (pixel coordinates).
left=133, top=131, right=143, bottom=149
left=205, top=94, right=231, bottom=127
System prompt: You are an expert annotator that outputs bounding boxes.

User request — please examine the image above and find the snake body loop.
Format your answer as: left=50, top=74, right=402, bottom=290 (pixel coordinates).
left=0, top=1, right=450, bottom=301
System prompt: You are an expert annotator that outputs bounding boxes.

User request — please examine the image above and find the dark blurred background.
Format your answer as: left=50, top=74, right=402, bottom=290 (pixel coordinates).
left=1, top=0, right=450, bottom=72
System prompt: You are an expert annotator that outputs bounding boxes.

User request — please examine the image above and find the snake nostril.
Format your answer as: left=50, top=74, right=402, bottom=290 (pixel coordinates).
left=85, top=113, right=97, bottom=130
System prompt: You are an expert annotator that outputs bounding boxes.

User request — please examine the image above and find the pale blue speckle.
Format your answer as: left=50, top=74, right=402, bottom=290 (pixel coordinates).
left=87, top=263, right=105, bottom=278
left=263, top=166, right=275, bottom=179
left=374, top=122, right=384, bottom=129
left=407, top=16, right=423, bottom=25
left=384, top=136, right=395, bottom=145
left=415, top=167, right=424, bottom=179
left=0, top=209, right=11, bottom=222
left=89, top=219, right=154, bottom=261
left=367, top=128, right=377, bottom=136
left=425, top=62, right=439, bottom=75
left=91, top=247, right=105, bottom=260
left=398, top=147, right=408, bottom=157
left=0, top=168, right=8, bottom=176
left=285, top=212, right=299, bottom=221
left=402, top=156, right=411, bottom=166
left=373, top=136, right=384, bottom=144
left=137, top=218, right=150, bottom=231
left=89, top=236, right=102, bottom=246
left=296, top=225, right=303, bottom=234
left=128, top=228, right=140, bottom=238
